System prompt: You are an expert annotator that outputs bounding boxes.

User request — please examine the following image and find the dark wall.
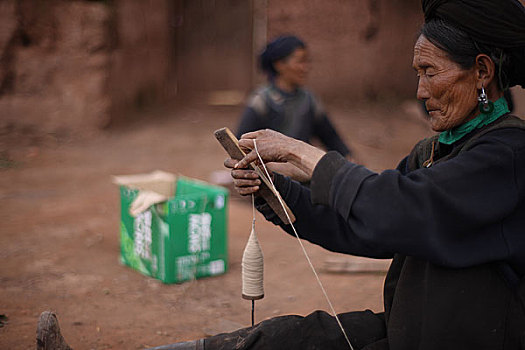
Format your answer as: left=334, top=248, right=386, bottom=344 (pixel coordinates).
left=174, top=0, right=253, bottom=104
left=267, top=0, right=423, bottom=102
left=108, top=0, right=175, bottom=124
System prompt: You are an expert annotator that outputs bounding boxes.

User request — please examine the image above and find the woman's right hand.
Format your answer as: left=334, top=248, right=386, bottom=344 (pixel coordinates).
left=236, top=129, right=326, bottom=180
left=224, top=158, right=262, bottom=196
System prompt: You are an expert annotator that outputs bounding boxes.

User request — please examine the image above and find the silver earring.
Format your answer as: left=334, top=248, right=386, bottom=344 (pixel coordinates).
left=478, top=86, right=494, bottom=113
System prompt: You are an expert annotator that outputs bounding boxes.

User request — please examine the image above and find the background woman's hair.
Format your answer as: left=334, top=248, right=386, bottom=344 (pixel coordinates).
left=421, top=18, right=525, bottom=91
left=259, top=35, right=306, bottom=79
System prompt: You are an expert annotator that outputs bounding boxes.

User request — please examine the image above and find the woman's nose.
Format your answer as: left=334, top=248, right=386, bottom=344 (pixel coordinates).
left=301, top=63, right=310, bottom=74
left=416, top=78, right=431, bottom=101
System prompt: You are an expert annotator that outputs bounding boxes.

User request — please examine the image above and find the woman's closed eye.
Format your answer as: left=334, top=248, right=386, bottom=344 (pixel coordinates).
left=421, top=67, right=438, bottom=78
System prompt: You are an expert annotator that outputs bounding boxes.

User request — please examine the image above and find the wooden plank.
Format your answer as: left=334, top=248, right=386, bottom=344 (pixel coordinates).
left=214, top=127, right=295, bottom=223
left=322, top=257, right=391, bottom=274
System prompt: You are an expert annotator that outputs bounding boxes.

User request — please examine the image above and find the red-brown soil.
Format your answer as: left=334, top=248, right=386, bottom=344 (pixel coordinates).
left=1, top=102, right=433, bottom=349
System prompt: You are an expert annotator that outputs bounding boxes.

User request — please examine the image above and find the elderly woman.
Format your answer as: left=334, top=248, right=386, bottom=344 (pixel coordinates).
left=37, top=1, right=525, bottom=350
left=224, top=0, right=525, bottom=348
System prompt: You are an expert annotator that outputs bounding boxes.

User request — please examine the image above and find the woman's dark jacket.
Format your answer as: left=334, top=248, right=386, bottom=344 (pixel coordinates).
left=236, top=85, right=351, bottom=157
left=257, top=116, right=525, bottom=349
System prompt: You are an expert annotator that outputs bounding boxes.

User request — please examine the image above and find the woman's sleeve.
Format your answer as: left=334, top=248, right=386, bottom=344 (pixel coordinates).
left=236, top=92, right=267, bottom=139
left=236, top=107, right=263, bottom=139
left=310, top=134, right=521, bottom=268
left=313, top=114, right=351, bottom=157
left=310, top=94, right=351, bottom=157
left=255, top=174, right=394, bottom=259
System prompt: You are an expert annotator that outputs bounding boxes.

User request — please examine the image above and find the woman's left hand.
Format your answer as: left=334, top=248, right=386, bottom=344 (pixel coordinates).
left=224, top=158, right=262, bottom=196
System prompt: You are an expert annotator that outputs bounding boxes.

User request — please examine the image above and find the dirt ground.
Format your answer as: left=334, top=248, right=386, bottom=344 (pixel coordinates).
left=0, top=101, right=434, bottom=349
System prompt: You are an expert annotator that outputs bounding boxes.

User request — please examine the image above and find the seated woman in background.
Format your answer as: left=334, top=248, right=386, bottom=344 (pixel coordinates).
left=236, top=35, right=353, bottom=181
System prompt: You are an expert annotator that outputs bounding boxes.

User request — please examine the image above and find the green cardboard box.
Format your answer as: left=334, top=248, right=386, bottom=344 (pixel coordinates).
left=114, top=171, right=228, bottom=283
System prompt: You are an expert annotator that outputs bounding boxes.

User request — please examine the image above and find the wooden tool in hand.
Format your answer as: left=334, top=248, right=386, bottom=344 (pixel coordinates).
left=214, top=127, right=296, bottom=224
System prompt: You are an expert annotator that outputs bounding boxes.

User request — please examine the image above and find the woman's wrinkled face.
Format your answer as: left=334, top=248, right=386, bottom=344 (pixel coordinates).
left=413, top=35, right=479, bottom=132
left=275, top=48, right=310, bottom=88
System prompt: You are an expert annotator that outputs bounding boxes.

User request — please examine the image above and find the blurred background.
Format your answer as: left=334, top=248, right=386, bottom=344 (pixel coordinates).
left=1, top=1, right=525, bottom=349
left=1, top=0, right=524, bottom=136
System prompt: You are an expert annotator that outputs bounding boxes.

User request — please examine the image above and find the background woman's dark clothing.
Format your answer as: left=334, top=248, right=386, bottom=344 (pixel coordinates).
left=207, top=121, right=525, bottom=349
left=236, top=85, right=351, bottom=157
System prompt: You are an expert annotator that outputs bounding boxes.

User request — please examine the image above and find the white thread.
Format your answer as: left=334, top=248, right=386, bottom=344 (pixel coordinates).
left=252, top=192, right=256, bottom=219
left=241, top=223, right=264, bottom=298
left=253, top=140, right=355, bottom=350
left=241, top=195, right=264, bottom=299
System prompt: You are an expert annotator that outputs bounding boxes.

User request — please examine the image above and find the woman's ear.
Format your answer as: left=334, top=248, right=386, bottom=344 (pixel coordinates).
left=273, top=59, right=284, bottom=76
left=474, top=54, right=496, bottom=89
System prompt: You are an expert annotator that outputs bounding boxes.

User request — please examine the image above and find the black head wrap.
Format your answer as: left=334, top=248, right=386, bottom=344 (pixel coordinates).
left=259, top=35, right=306, bottom=79
left=421, top=0, right=525, bottom=88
